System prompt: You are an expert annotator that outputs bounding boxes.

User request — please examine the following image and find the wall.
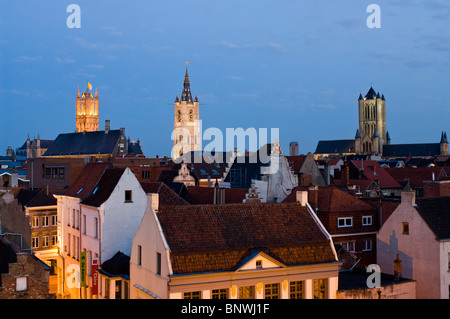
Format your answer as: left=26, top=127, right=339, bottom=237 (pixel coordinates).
left=377, top=191, right=441, bottom=298
left=337, top=280, right=416, bottom=299
left=0, top=252, right=54, bottom=299
left=130, top=195, right=169, bottom=299
left=102, top=168, right=147, bottom=262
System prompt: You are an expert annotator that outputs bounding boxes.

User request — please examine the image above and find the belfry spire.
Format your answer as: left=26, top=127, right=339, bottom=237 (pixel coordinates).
left=182, top=62, right=193, bottom=102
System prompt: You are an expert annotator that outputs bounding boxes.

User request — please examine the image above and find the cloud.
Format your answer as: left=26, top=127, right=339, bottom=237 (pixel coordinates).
left=14, top=55, right=43, bottom=62
left=55, top=57, right=75, bottom=64
left=218, top=41, right=288, bottom=54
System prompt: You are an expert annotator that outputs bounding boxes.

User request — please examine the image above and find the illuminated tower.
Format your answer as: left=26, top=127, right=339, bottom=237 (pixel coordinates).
left=172, top=63, right=201, bottom=160
left=355, top=87, right=387, bottom=155
left=76, top=83, right=99, bottom=133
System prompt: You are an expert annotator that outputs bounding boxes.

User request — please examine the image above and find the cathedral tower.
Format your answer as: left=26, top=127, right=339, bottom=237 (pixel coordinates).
left=76, top=83, right=99, bottom=133
left=172, top=63, right=201, bottom=160
left=356, top=87, right=387, bottom=155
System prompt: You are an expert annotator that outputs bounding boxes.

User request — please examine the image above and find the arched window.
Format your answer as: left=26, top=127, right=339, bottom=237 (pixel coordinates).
left=177, top=110, right=181, bottom=122
left=189, top=109, right=193, bottom=121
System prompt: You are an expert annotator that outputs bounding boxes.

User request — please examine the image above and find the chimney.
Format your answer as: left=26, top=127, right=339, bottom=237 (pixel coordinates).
left=147, top=193, right=159, bottom=213
left=341, top=164, right=349, bottom=188
left=324, top=160, right=330, bottom=186
left=401, top=190, right=416, bottom=205
left=105, top=120, right=110, bottom=133
left=394, top=254, right=402, bottom=281
left=296, top=191, right=308, bottom=206
left=308, top=185, right=319, bottom=211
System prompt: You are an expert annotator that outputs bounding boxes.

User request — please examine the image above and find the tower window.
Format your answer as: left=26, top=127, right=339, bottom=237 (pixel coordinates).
left=189, top=109, right=193, bottom=121
left=177, top=110, right=181, bottom=122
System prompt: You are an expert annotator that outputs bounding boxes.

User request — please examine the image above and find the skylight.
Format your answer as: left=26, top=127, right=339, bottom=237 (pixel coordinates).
left=76, top=187, right=84, bottom=195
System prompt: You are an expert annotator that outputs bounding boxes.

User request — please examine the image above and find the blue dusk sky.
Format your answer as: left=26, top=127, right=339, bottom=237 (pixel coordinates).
left=1, top=1, right=450, bottom=157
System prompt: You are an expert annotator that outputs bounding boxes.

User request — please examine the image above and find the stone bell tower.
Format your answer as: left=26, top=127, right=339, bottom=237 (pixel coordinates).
left=76, top=83, right=99, bottom=133
left=172, top=63, right=201, bottom=160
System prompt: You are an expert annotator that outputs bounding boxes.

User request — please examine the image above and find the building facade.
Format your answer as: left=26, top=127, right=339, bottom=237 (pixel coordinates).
left=130, top=193, right=341, bottom=299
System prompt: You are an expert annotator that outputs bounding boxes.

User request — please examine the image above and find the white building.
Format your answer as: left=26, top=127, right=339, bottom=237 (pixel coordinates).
left=130, top=191, right=341, bottom=299
left=377, top=190, right=450, bottom=299
left=54, top=164, right=147, bottom=299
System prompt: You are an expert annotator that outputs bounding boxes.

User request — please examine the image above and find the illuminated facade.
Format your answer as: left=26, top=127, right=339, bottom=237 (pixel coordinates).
left=173, top=64, right=201, bottom=160
left=76, top=84, right=99, bottom=133
left=355, top=87, right=388, bottom=156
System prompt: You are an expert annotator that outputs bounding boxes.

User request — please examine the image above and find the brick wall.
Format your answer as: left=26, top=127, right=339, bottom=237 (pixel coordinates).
left=0, top=253, right=55, bottom=299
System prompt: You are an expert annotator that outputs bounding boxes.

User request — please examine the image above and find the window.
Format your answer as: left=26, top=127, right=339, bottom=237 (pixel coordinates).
left=362, top=240, right=372, bottom=251
left=448, top=253, right=450, bottom=271
left=16, top=277, right=28, bottom=292
left=337, top=241, right=355, bottom=252
left=42, top=216, right=49, bottom=227
left=142, top=171, right=150, bottom=179
left=32, top=236, right=39, bottom=248
left=115, top=280, right=122, bottom=299
left=45, top=168, right=51, bottom=178
left=265, top=283, right=280, bottom=299
left=52, top=167, right=58, bottom=179
left=337, top=217, right=353, bottom=228
left=156, top=252, right=161, bottom=275
left=72, top=209, right=76, bottom=228
left=59, top=167, right=65, bottom=179
left=137, top=245, right=142, bottom=266
left=239, top=286, right=255, bottom=299
left=51, top=215, right=57, bottom=226
left=402, top=222, right=409, bottom=235
left=68, top=235, right=71, bottom=256
left=105, top=278, right=110, bottom=299
left=314, top=279, right=327, bottom=299
left=52, top=235, right=58, bottom=246
left=42, top=236, right=49, bottom=248
left=32, top=216, right=39, bottom=228
left=83, top=215, right=86, bottom=234
left=362, top=216, right=373, bottom=226
left=125, top=190, right=132, bottom=202
left=184, top=291, right=201, bottom=299
left=290, top=281, right=304, bottom=299
left=94, top=217, right=98, bottom=238
left=256, top=260, right=262, bottom=269
left=212, top=289, right=228, bottom=299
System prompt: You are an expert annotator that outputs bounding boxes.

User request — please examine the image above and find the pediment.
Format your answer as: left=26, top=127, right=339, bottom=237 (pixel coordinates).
left=236, top=251, right=286, bottom=272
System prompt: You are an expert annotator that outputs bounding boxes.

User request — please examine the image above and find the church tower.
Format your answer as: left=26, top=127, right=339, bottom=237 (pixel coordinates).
left=76, top=83, right=99, bottom=133
left=356, top=87, right=387, bottom=155
left=172, top=63, right=201, bottom=160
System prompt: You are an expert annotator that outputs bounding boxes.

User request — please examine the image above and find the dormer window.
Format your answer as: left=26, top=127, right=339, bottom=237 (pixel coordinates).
left=256, top=260, right=262, bottom=269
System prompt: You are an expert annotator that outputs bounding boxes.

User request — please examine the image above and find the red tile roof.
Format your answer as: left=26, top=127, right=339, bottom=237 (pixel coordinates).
left=286, top=155, right=307, bottom=173
left=156, top=203, right=337, bottom=274
left=81, top=168, right=126, bottom=207
left=284, top=186, right=374, bottom=212
left=350, top=160, right=402, bottom=189
left=140, top=182, right=190, bottom=206
left=186, top=186, right=248, bottom=204
left=64, top=163, right=111, bottom=199
left=385, top=167, right=447, bottom=187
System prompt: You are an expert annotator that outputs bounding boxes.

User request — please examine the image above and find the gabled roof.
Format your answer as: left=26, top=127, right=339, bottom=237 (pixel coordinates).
left=64, top=163, right=111, bottom=199
left=15, top=189, right=40, bottom=207
left=286, top=155, right=307, bottom=173
left=140, top=182, right=190, bottom=206
left=415, top=196, right=450, bottom=240
left=81, top=168, right=126, bottom=207
left=186, top=186, right=248, bottom=204
left=156, top=203, right=337, bottom=275
left=385, top=167, right=447, bottom=188
left=350, top=160, right=402, bottom=189
left=26, top=191, right=56, bottom=207
left=283, top=186, right=375, bottom=213
left=101, top=251, right=130, bottom=277
left=43, top=130, right=123, bottom=156
left=314, top=140, right=355, bottom=155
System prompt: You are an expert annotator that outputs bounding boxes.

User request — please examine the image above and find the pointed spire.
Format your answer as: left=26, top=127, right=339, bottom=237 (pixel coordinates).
left=358, top=93, right=363, bottom=100
left=175, top=94, right=179, bottom=102
left=365, top=87, right=377, bottom=100
left=381, top=94, right=385, bottom=101
left=355, top=129, right=361, bottom=139
left=376, top=92, right=381, bottom=99
left=194, top=94, right=198, bottom=102
left=95, top=87, right=98, bottom=98
left=441, top=131, right=448, bottom=144
left=77, top=86, right=80, bottom=98
left=386, top=131, right=391, bottom=141
left=181, top=62, right=193, bottom=102
left=373, top=128, right=379, bottom=138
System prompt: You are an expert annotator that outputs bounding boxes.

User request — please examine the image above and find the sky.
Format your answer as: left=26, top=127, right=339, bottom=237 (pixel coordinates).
left=1, top=0, right=450, bottom=157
